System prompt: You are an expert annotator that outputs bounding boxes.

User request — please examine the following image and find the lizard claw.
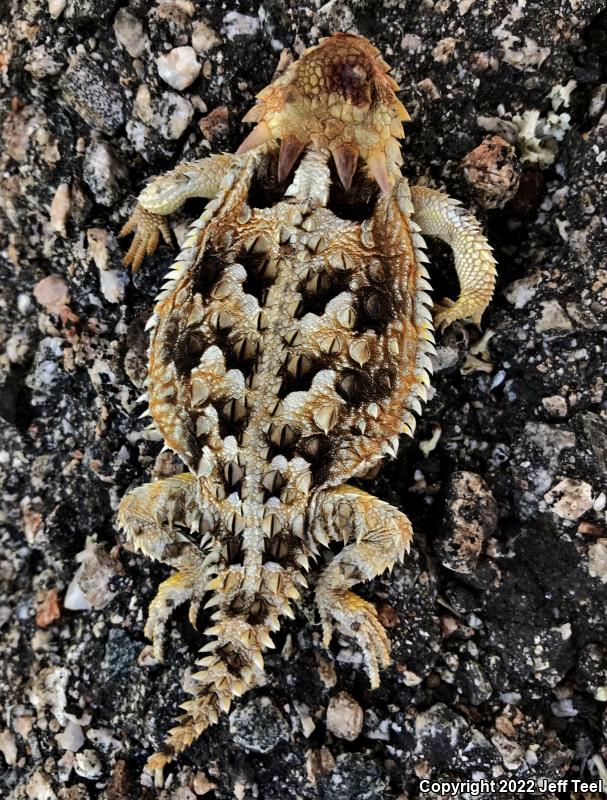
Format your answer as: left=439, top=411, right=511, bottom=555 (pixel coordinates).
left=318, top=589, right=391, bottom=689
left=119, top=205, right=173, bottom=271
left=433, top=296, right=484, bottom=331
left=144, top=570, right=201, bottom=661
left=432, top=297, right=457, bottom=332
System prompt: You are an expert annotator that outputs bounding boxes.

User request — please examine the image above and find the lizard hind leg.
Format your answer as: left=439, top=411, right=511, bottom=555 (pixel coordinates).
left=312, top=485, right=413, bottom=688
left=144, top=571, right=200, bottom=662
left=117, top=474, right=219, bottom=661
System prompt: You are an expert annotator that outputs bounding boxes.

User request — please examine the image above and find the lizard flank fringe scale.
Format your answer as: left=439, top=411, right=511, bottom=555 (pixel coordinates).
left=117, top=32, right=497, bottom=775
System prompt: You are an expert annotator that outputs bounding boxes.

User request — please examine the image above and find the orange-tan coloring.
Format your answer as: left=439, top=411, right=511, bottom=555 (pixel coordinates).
left=237, top=33, right=409, bottom=192
left=117, top=33, right=497, bottom=781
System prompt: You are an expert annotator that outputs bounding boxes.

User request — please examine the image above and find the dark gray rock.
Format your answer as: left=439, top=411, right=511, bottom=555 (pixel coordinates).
left=456, top=659, right=493, bottom=706
left=412, top=704, right=497, bottom=774
left=229, top=696, right=289, bottom=753
left=320, top=754, right=388, bottom=800
left=60, top=56, right=125, bottom=135
left=101, top=628, right=139, bottom=680
left=65, top=0, right=118, bottom=26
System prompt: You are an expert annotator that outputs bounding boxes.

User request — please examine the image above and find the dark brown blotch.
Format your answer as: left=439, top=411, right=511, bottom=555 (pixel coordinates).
left=285, top=352, right=313, bottom=380
left=224, top=460, right=244, bottom=489
left=233, top=336, right=259, bottom=366
left=325, top=55, right=371, bottom=106
left=163, top=542, right=187, bottom=560
left=268, top=422, right=299, bottom=451
left=326, top=164, right=380, bottom=221
left=160, top=318, right=180, bottom=364
left=262, top=533, right=302, bottom=567
left=218, top=335, right=259, bottom=378
left=192, top=246, right=230, bottom=298
left=247, top=150, right=287, bottom=209
left=200, top=509, right=217, bottom=535
left=335, top=366, right=394, bottom=406
left=211, top=310, right=233, bottom=332
left=335, top=369, right=362, bottom=402
left=296, top=268, right=350, bottom=318
left=298, top=434, right=332, bottom=461
left=216, top=398, right=248, bottom=439
left=241, top=249, right=276, bottom=305
left=277, top=352, right=327, bottom=398
left=221, top=536, right=244, bottom=565
left=297, top=434, right=335, bottom=486
left=262, top=469, right=285, bottom=496
left=335, top=368, right=374, bottom=406
left=228, top=593, right=268, bottom=624
left=222, top=398, right=247, bottom=425
left=353, top=287, right=394, bottom=333
left=173, top=330, right=209, bottom=376
left=246, top=595, right=269, bottom=625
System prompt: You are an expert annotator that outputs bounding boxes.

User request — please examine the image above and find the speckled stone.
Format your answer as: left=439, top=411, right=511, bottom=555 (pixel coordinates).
left=59, top=56, right=124, bottom=134
left=229, top=697, right=289, bottom=753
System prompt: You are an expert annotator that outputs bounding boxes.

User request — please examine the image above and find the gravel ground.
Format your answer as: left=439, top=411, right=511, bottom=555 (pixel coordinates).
left=1, top=2, right=606, bottom=799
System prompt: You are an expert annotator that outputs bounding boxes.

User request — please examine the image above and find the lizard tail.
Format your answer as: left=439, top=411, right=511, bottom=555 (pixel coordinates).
left=146, top=634, right=257, bottom=775
left=146, top=565, right=302, bottom=775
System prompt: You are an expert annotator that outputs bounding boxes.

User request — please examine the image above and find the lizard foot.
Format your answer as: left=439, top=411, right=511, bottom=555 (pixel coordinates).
left=318, top=589, right=391, bottom=689
left=144, top=570, right=205, bottom=662
left=433, top=296, right=483, bottom=331
left=119, top=205, right=172, bottom=270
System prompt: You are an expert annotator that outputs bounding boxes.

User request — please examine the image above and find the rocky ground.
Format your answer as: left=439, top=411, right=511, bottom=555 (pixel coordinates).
left=1, top=1, right=606, bottom=799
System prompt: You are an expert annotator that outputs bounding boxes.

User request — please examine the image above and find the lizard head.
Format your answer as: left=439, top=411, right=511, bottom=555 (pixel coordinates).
left=236, top=32, right=409, bottom=194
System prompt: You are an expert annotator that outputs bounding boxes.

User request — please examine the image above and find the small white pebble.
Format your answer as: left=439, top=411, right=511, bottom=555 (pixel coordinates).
left=157, top=46, right=201, bottom=91
left=114, top=8, right=147, bottom=58
left=55, top=720, right=85, bottom=752
left=222, top=11, right=260, bottom=41
left=588, top=540, right=607, bottom=584
left=544, top=478, right=594, bottom=520
left=401, top=34, right=422, bottom=52
left=17, top=293, right=32, bottom=315
left=593, top=492, right=606, bottom=512
left=74, top=748, right=102, bottom=779
left=48, top=0, right=66, bottom=19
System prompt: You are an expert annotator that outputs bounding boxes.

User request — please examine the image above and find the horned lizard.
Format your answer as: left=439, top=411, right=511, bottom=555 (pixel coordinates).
left=118, top=32, right=496, bottom=775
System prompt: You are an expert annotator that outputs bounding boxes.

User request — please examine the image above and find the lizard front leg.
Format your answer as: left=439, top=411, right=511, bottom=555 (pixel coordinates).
left=120, top=153, right=236, bottom=269
left=409, top=186, right=497, bottom=330
left=312, top=485, right=413, bottom=688
left=118, top=473, right=218, bottom=660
